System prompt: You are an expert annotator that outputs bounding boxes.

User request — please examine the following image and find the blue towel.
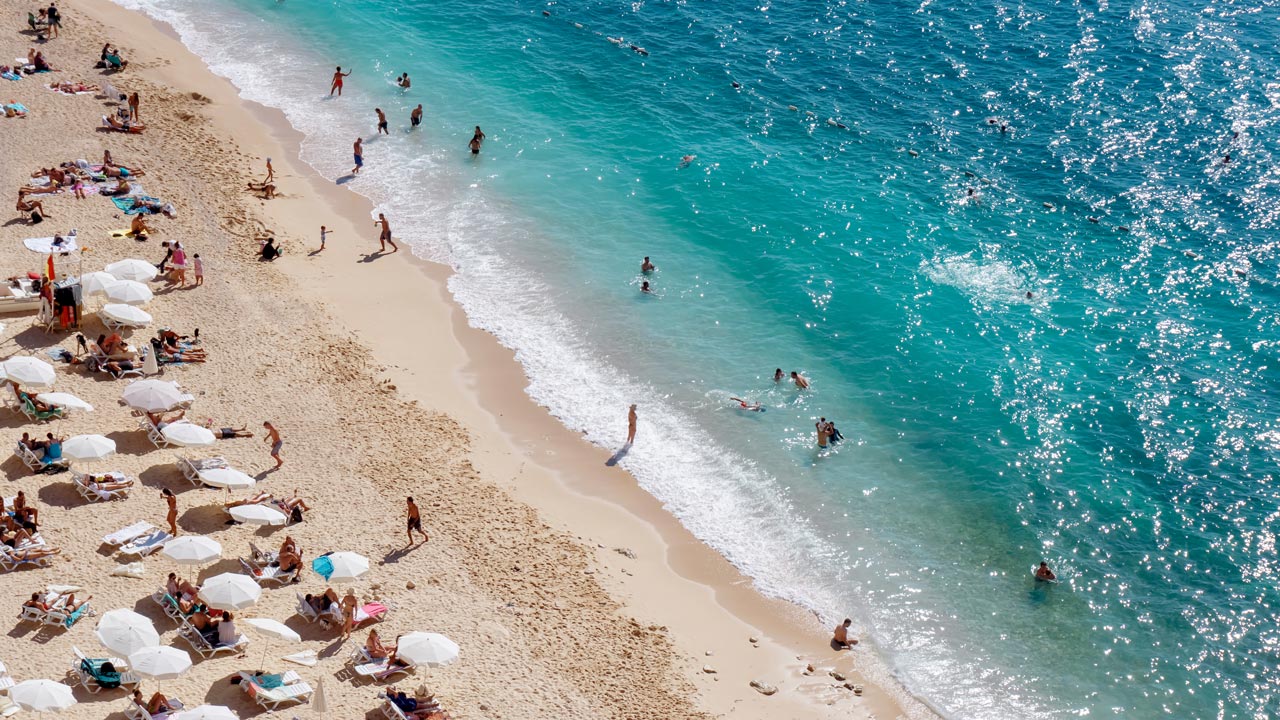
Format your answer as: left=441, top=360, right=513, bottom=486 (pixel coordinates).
left=64, top=602, right=88, bottom=628
left=257, top=673, right=284, bottom=689
left=311, top=555, right=333, bottom=580
left=1, top=72, right=21, bottom=81
left=112, top=196, right=161, bottom=215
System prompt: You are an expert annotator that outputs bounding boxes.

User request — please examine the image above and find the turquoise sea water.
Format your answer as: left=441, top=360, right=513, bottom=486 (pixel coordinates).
left=115, top=0, right=1280, bottom=716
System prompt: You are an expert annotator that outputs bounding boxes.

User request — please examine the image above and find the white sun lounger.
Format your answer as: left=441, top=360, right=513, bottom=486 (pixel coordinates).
left=176, top=456, right=227, bottom=485
left=72, top=645, right=141, bottom=693
left=124, top=697, right=184, bottom=720
left=102, top=521, right=156, bottom=547
left=237, top=670, right=312, bottom=710
left=15, top=442, right=69, bottom=473
left=72, top=470, right=131, bottom=502
left=0, top=545, right=54, bottom=572
left=180, top=625, right=247, bottom=659
left=118, top=530, right=171, bottom=558
left=240, top=558, right=298, bottom=586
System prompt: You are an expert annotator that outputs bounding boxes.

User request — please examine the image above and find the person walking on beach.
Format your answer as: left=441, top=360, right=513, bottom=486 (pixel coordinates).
left=192, top=254, right=203, bottom=287
left=329, top=66, right=351, bottom=96
left=263, top=157, right=274, bottom=184
left=626, top=404, right=637, bottom=445
left=127, top=92, right=140, bottom=122
left=833, top=619, right=857, bottom=649
left=318, top=225, right=328, bottom=252
left=263, top=421, right=283, bottom=468
left=162, top=488, right=178, bottom=536
left=351, top=137, right=363, bottom=175
left=374, top=213, right=398, bottom=253
left=375, top=107, right=388, bottom=135
left=406, top=497, right=429, bottom=545
left=410, top=104, right=422, bottom=129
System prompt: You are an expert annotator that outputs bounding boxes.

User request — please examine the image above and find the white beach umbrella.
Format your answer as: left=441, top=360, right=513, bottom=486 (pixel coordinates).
left=35, top=392, right=93, bottom=411
left=121, top=379, right=185, bottom=412
left=23, top=236, right=79, bottom=254
left=162, top=421, right=216, bottom=447
left=326, top=551, right=370, bottom=583
left=80, top=271, right=119, bottom=297
left=0, top=356, right=57, bottom=388
left=394, top=632, right=460, bottom=668
left=96, top=609, right=160, bottom=656
left=128, top=646, right=192, bottom=681
left=199, top=573, right=261, bottom=611
left=8, top=679, right=76, bottom=713
left=172, top=706, right=239, bottom=720
left=104, top=279, right=154, bottom=306
left=199, top=467, right=256, bottom=490
left=105, top=258, right=159, bottom=282
left=228, top=503, right=285, bottom=525
left=161, top=536, right=222, bottom=565
left=63, top=434, right=116, bottom=462
left=313, top=678, right=328, bottom=716
left=100, top=303, right=153, bottom=328
left=245, top=617, right=302, bottom=672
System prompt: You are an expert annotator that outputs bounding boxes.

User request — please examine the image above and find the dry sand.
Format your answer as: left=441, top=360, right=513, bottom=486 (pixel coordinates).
left=0, top=1, right=934, bottom=717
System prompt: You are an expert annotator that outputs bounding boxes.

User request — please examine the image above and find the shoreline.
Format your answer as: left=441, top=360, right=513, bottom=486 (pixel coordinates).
left=2, top=0, right=935, bottom=716
left=119, top=1, right=935, bottom=717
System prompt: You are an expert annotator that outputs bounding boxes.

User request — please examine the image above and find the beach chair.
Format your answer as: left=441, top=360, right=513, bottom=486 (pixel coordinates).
left=102, top=521, right=156, bottom=547
left=247, top=542, right=277, bottom=567
left=175, top=455, right=226, bottom=485
left=15, top=442, right=69, bottom=473
left=180, top=624, right=247, bottom=659
left=0, top=659, right=14, bottom=693
left=352, top=648, right=414, bottom=682
left=294, top=592, right=340, bottom=626
left=240, top=558, right=299, bottom=586
left=72, top=470, right=131, bottom=502
left=19, top=397, right=64, bottom=423
left=237, top=670, right=313, bottom=711
left=124, top=696, right=184, bottom=720
left=72, top=646, right=140, bottom=693
left=138, top=416, right=174, bottom=448
left=118, top=530, right=171, bottom=558
left=379, top=696, right=413, bottom=720
left=46, top=599, right=92, bottom=629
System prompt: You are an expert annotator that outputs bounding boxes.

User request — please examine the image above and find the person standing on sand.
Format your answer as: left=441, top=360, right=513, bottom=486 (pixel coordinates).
left=162, top=488, right=178, bottom=536
left=341, top=589, right=358, bottom=639
left=128, top=92, right=140, bottom=122
left=374, top=213, right=398, bottom=253
left=375, top=107, right=388, bottom=135
left=410, top=104, right=422, bottom=129
left=47, top=3, right=60, bottom=39
left=192, top=254, right=203, bottom=286
left=264, top=157, right=274, bottom=184
left=406, top=497, right=429, bottom=545
left=318, top=225, right=328, bottom=252
left=833, top=619, right=857, bottom=649
left=263, top=421, right=283, bottom=468
left=626, top=404, right=637, bottom=445
left=329, top=66, right=351, bottom=96
left=352, top=137, right=363, bottom=175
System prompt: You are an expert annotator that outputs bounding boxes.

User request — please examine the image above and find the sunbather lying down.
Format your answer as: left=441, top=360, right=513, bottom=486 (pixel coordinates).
left=102, top=114, right=144, bottom=133
left=8, top=545, right=60, bottom=561
left=84, top=475, right=133, bottom=492
left=48, top=82, right=97, bottom=94
left=23, top=590, right=90, bottom=613
left=4, top=101, right=27, bottom=118
left=224, top=491, right=271, bottom=509
left=386, top=685, right=451, bottom=719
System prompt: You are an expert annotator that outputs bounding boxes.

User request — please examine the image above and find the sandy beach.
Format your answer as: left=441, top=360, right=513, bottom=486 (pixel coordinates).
left=0, top=1, right=931, bottom=717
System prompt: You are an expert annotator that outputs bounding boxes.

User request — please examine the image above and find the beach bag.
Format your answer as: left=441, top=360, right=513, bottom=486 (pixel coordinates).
left=291, top=506, right=304, bottom=523
left=29, top=210, right=42, bottom=224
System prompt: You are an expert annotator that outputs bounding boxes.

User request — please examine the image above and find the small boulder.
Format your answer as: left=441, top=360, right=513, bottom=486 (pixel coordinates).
left=702, top=665, right=717, bottom=674
left=830, top=671, right=846, bottom=682
left=749, top=680, right=778, bottom=696
left=405, top=580, right=415, bottom=590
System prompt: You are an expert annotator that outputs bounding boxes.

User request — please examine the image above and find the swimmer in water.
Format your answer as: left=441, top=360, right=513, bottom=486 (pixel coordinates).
left=791, top=371, right=809, bottom=390
left=397, top=72, right=411, bottom=90
left=375, top=107, right=388, bottom=136
left=411, top=104, right=422, bottom=129
left=1222, top=154, right=1231, bottom=164
left=1035, top=561, right=1056, bottom=581
left=773, top=368, right=784, bottom=383
left=329, top=66, right=351, bottom=96
left=641, top=256, right=655, bottom=273
left=679, top=155, right=696, bottom=168
left=640, top=281, right=653, bottom=294
left=469, top=126, right=485, bottom=156
left=730, top=397, right=763, bottom=412
left=966, top=187, right=981, bottom=204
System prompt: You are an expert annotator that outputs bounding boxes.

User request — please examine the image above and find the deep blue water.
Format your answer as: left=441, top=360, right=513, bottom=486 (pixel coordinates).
left=115, top=0, right=1280, bottom=716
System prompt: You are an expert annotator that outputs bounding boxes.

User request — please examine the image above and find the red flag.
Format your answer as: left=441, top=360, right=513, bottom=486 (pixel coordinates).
left=45, top=253, right=54, bottom=281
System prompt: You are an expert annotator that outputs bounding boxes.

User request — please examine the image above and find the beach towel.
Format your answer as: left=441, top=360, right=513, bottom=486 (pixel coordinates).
left=311, top=555, right=334, bottom=580
left=2, top=72, right=21, bottom=81
left=112, top=196, right=161, bottom=214
left=63, top=601, right=90, bottom=628
left=354, top=602, right=388, bottom=623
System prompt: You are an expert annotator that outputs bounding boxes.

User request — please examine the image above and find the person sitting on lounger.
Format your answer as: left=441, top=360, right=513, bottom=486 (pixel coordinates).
left=224, top=491, right=271, bottom=509
left=100, top=333, right=128, bottom=356
left=277, top=547, right=302, bottom=574
left=23, top=591, right=89, bottom=613
left=366, top=628, right=395, bottom=659
left=41, top=434, right=63, bottom=463
left=3, top=528, right=36, bottom=548
left=132, top=689, right=175, bottom=716
left=376, top=645, right=413, bottom=680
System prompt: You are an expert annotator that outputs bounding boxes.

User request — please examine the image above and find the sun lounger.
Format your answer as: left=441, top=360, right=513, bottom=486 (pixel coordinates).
left=19, top=589, right=92, bottom=628
left=102, top=521, right=156, bottom=547
left=379, top=696, right=413, bottom=720
left=19, top=397, right=63, bottom=422
left=240, top=558, right=299, bottom=586
left=15, top=442, right=69, bottom=473
left=150, top=589, right=185, bottom=622
left=247, top=542, right=277, bottom=566
left=351, top=648, right=414, bottom=682
left=73, top=646, right=140, bottom=692
left=179, top=623, right=247, bottom=658
left=124, top=697, right=184, bottom=720
left=0, top=659, right=14, bottom=692
left=118, top=530, right=171, bottom=558
left=237, top=670, right=312, bottom=710
left=138, top=416, right=174, bottom=448
left=72, top=470, right=131, bottom=502
left=175, top=456, right=227, bottom=486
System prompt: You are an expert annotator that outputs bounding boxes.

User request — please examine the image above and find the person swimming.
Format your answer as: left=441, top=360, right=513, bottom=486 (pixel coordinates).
left=640, top=256, right=655, bottom=273
left=730, top=397, right=763, bottom=412
left=1034, top=561, right=1056, bottom=582
left=679, top=154, right=696, bottom=168
left=640, top=280, right=653, bottom=294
